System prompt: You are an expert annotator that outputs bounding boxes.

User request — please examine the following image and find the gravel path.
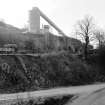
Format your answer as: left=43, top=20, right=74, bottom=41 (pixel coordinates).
left=0, top=83, right=105, bottom=101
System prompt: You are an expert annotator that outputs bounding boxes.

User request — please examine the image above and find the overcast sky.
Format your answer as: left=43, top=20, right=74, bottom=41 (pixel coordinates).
left=0, top=0, right=105, bottom=37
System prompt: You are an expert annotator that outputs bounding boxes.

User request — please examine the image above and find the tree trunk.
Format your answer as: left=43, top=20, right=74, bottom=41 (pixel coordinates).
left=84, top=43, right=88, bottom=60
left=84, top=36, right=89, bottom=61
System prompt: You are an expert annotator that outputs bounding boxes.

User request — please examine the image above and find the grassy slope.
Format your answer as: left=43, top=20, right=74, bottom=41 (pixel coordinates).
left=0, top=51, right=102, bottom=93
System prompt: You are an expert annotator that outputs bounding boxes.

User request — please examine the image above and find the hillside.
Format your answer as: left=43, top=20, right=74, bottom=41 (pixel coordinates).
left=0, top=51, right=103, bottom=94
left=0, top=21, right=98, bottom=94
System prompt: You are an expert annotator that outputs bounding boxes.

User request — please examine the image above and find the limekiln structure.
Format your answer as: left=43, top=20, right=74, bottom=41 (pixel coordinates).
left=29, top=7, right=66, bottom=37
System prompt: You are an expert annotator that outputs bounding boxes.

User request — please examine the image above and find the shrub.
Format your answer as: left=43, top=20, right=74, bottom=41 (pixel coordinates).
left=88, top=45, right=105, bottom=75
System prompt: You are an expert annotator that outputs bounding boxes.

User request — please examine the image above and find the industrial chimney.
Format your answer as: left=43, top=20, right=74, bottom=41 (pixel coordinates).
left=29, top=7, right=40, bottom=33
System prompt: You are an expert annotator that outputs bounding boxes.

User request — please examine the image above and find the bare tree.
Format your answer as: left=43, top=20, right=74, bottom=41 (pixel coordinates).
left=94, top=29, right=105, bottom=48
left=76, top=16, right=95, bottom=60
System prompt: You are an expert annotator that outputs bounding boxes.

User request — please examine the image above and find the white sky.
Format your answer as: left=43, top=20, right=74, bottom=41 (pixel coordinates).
left=0, top=0, right=105, bottom=37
